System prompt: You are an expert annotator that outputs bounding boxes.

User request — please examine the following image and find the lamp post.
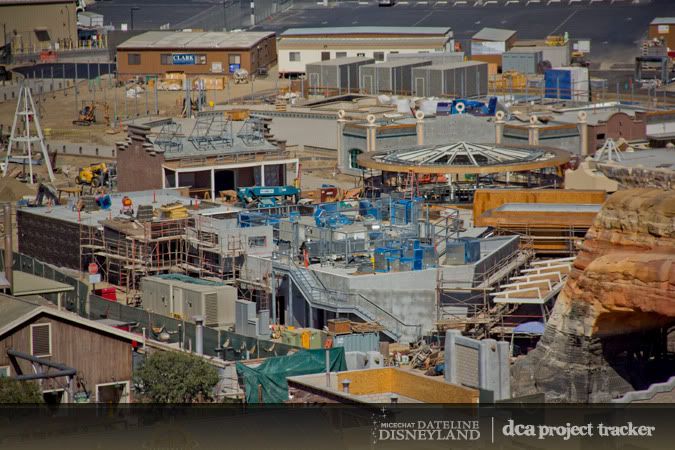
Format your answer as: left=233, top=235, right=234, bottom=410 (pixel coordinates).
left=222, top=1, right=227, bottom=32
left=130, top=7, right=140, bottom=31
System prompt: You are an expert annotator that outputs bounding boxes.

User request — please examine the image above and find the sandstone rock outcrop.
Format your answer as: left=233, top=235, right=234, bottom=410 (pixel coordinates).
left=512, top=188, right=675, bottom=402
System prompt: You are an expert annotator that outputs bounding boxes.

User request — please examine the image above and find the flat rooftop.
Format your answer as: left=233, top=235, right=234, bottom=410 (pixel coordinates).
left=145, top=116, right=280, bottom=159
left=19, top=189, right=241, bottom=226
left=287, top=367, right=478, bottom=404
left=472, top=27, right=517, bottom=42
left=507, top=103, right=649, bottom=127
left=118, top=31, right=275, bottom=50
left=495, top=203, right=602, bottom=213
left=281, top=27, right=451, bottom=37
left=599, top=149, right=675, bottom=171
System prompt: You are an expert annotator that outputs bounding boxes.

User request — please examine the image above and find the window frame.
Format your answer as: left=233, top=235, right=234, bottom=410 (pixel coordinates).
left=228, top=53, right=241, bottom=65
left=248, top=236, right=268, bottom=249
left=289, top=52, right=301, bottom=62
left=0, top=366, right=9, bottom=378
left=127, top=53, right=141, bottom=65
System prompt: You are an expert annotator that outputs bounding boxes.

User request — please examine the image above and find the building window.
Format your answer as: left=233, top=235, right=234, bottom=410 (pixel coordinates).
left=160, top=54, right=171, bottom=65
left=289, top=52, right=301, bottom=62
left=349, top=149, right=364, bottom=169
left=390, top=51, right=399, bottom=54
left=597, top=133, right=606, bottom=140
left=30, top=323, right=52, bottom=357
left=321, top=51, right=330, bottom=61
left=196, top=54, right=207, bottom=65
left=374, top=52, right=385, bottom=62
left=34, top=29, right=50, bottom=42
left=127, top=53, right=141, bottom=65
left=356, top=52, right=365, bottom=57
left=248, top=236, right=267, bottom=248
left=335, top=52, right=347, bottom=58
left=229, top=54, right=241, bottom=65
left=0, top=366, right=9, bottom=378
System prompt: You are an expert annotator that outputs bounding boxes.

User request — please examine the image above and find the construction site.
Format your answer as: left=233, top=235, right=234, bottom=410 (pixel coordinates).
left=0, top=6, right=673, bottom=414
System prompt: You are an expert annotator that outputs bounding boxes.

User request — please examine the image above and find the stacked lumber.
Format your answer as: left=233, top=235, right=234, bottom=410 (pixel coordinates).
left=158, top=202, right=189, bottom=219
left=350, top=321, right=384, bottom=334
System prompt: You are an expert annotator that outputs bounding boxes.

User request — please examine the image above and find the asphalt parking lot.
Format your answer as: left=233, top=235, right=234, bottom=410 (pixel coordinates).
left=253, top=0, right=672, bottom=62
left=88, top=0, right=672, bottom=63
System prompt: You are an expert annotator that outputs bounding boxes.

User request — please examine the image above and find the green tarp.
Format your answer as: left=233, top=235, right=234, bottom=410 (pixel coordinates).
left=236, top=347, right=347, bottom=404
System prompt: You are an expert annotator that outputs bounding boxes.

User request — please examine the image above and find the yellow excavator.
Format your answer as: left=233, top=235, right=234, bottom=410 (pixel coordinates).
left=76, top=163, right=109, bottom=187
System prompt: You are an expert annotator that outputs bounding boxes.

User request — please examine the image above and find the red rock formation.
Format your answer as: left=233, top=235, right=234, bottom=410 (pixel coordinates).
left=512, top=188, right=675, bottom=402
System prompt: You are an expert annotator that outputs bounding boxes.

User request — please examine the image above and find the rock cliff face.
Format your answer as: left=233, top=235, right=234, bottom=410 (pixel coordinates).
left=512, top=189, right=675, bottom=402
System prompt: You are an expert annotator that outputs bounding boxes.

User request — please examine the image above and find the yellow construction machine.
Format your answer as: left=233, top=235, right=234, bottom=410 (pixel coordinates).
left=76, top=163, right=110, bottom=187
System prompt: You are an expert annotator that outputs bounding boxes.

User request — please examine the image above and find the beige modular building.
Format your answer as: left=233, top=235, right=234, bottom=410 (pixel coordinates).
left=0, top=0, right=78, bottom=53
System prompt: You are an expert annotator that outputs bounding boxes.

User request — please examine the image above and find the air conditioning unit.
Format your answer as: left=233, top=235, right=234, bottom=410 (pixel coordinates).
left=140, top=276, right=237, bottom=326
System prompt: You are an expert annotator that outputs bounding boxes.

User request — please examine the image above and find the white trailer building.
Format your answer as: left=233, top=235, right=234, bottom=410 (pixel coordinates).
left=277, top=27, right=454, bottom=77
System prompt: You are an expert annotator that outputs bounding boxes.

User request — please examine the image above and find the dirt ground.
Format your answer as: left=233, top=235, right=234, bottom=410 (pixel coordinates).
left=0, top=65, right=291, bottom=147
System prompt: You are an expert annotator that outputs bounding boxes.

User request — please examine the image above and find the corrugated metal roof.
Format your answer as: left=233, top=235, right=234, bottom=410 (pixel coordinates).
left=651, top=18, right=675, bottom=25
left=415, top=60, right=486, bottom=70
left=472, top=28, right=517, bottom=42
left=281, top=27, right=451, bottom=37
left=118, top=31, right=275, bottom=50
left=278, top=36, right=449, bottom=48
left=360, top=58, right=432, bottom=68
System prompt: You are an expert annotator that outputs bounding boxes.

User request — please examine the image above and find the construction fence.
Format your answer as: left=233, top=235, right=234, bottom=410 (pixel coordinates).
left=1, top=249, right=296, bottom=361
left=0, top=250, right=89, bottom=315
left=88, top=294, right=297, bottom=360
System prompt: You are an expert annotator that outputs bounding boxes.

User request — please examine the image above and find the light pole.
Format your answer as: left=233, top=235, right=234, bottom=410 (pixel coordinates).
left=130, top=7, right=140, bottom=31
left=222, top=1, right=227, bottom=32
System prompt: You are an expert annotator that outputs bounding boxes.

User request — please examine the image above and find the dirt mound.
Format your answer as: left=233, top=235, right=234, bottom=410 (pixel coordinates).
left=0, top=177, right=34, bottom=201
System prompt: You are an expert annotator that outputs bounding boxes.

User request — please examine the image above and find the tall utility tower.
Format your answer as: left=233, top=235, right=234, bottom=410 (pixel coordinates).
left=2, top=83, right=55, bottom=184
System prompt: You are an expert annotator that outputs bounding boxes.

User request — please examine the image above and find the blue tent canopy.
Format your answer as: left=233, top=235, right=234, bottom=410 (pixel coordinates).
left=513, top=321, right=545, bottom=335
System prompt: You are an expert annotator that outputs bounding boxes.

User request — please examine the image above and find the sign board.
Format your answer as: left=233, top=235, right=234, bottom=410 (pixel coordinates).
left=229, top=63, right=241, bottom=73
left=211, top=62, right=223, bottom=73
left=120, top=23, right=128, bottom=31
left=172, top=54, right=196, bottom=65
left=658, top=25, right=670, bottom=34
left=89, top=274, right=102, bottom=284
left=88, top=263, right=98, bottom=275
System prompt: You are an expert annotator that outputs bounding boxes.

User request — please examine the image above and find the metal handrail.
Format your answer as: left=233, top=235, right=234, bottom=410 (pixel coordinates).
left=276, top=253, right=421, bottom=339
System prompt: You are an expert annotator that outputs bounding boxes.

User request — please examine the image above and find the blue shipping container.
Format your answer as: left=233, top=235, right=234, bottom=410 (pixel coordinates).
left=545, top=69, right=572, bottom=100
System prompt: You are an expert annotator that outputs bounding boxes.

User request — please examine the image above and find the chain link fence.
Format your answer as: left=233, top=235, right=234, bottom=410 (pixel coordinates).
left=1, top=250, right=297, bottom=361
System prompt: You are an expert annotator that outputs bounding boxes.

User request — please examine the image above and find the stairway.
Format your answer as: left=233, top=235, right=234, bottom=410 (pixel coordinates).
left=274, top=258, right=420, bottom=342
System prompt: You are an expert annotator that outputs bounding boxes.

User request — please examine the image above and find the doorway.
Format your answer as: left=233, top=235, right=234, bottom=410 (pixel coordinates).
left=96, top=381, right=130, bottom=404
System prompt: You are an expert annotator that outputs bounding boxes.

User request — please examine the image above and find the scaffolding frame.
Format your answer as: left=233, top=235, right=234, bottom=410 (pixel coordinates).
left=435, top=242, right=534, bottom=339
left=79, top=216, right=243, bottom=304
